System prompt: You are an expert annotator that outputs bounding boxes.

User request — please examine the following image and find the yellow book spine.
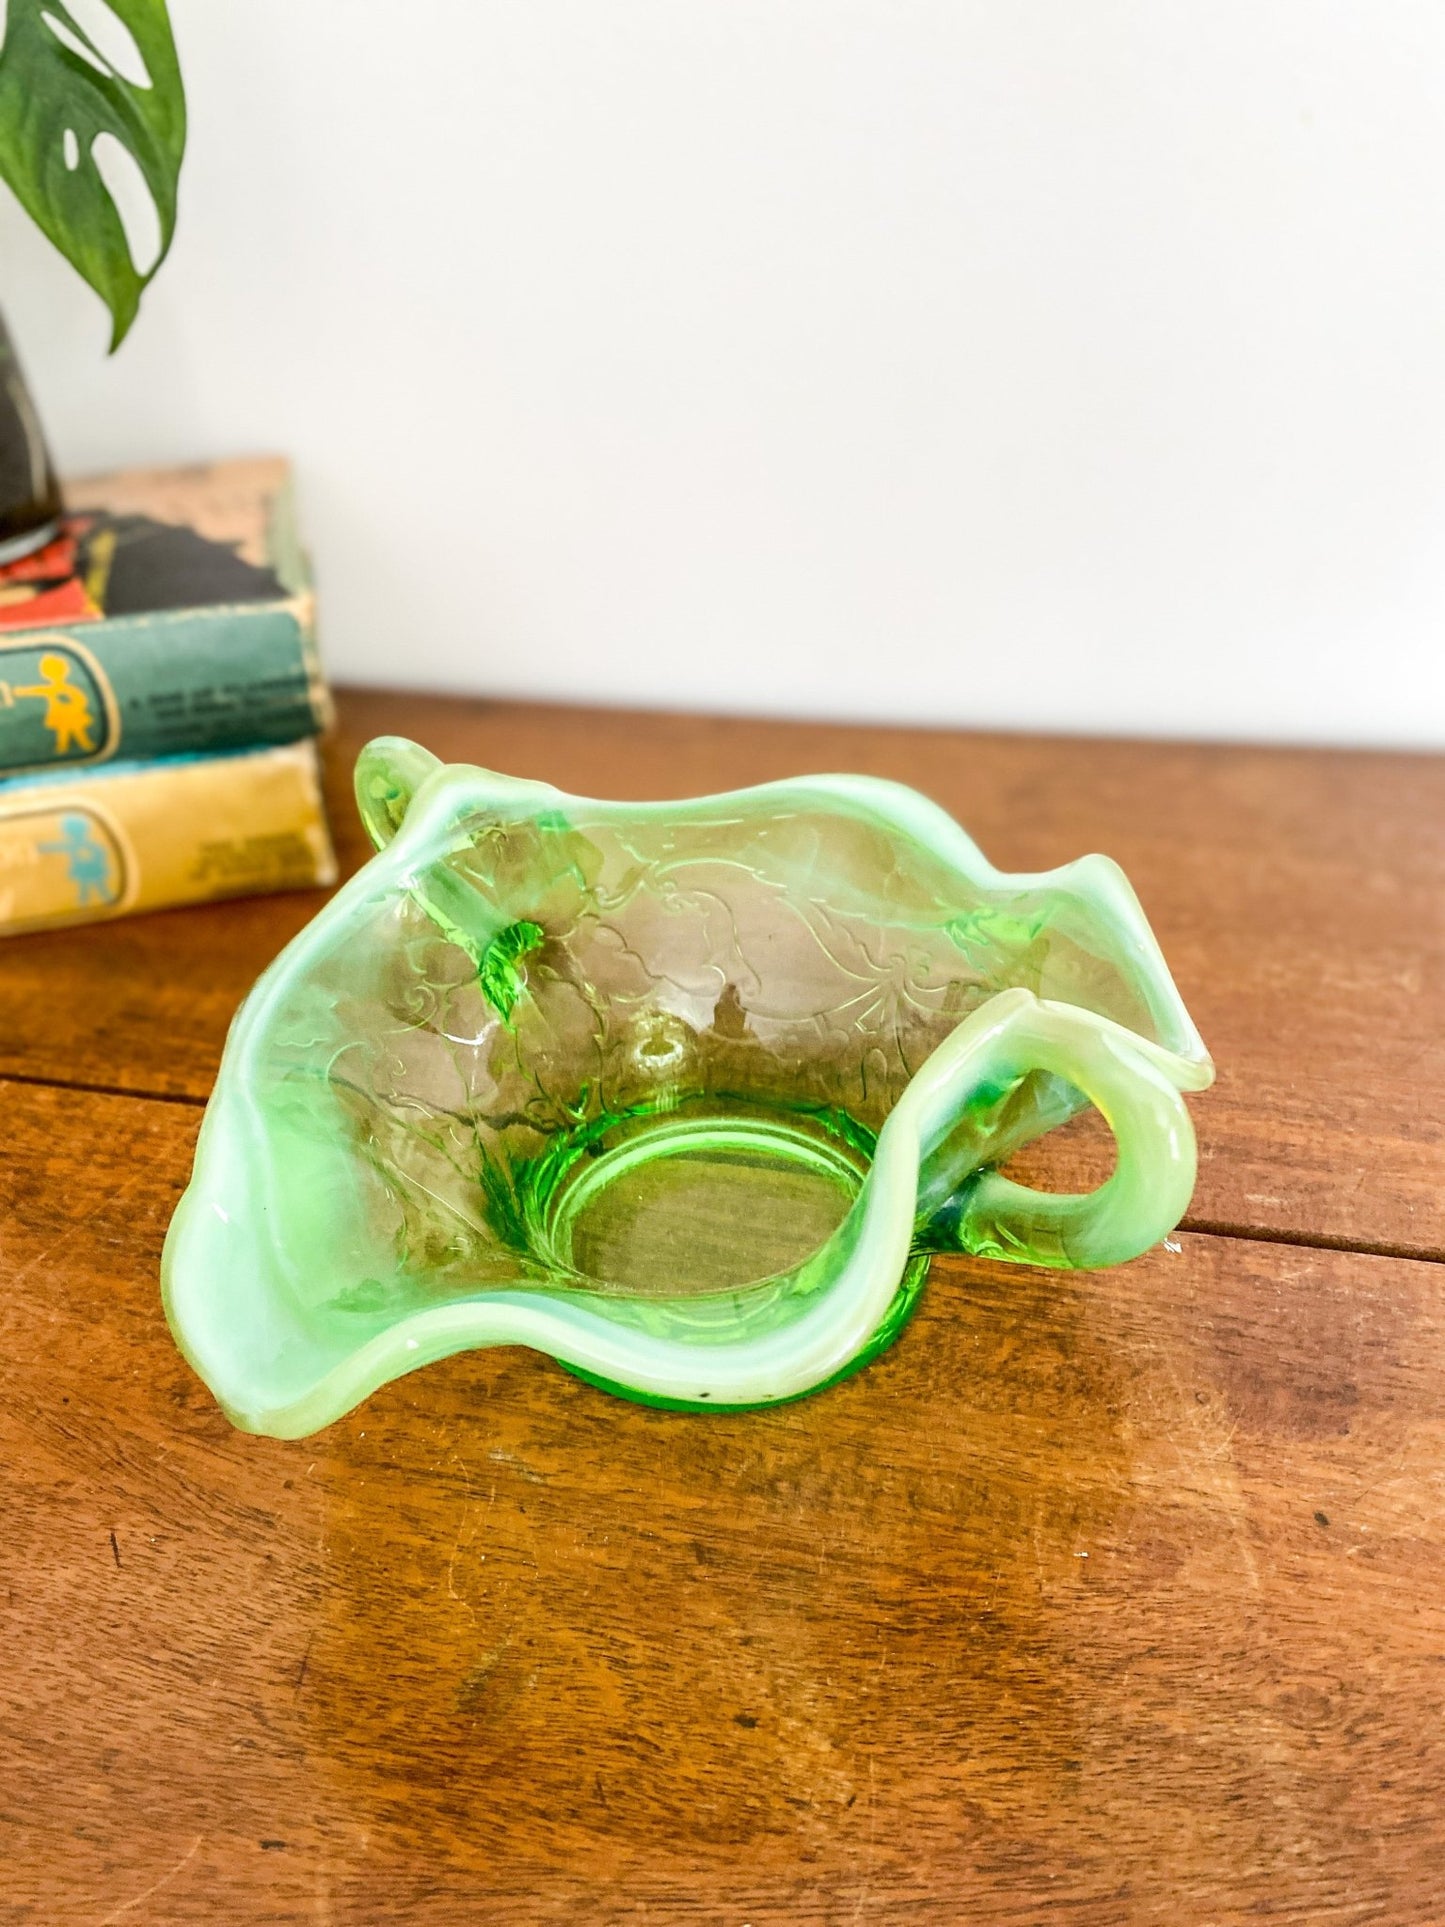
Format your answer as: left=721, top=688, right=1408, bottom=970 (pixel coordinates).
left=0, top=739, right=337, bottom=936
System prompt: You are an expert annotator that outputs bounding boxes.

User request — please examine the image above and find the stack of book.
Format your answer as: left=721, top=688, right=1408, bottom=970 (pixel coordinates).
left=0, top=457, right=336, bottom=937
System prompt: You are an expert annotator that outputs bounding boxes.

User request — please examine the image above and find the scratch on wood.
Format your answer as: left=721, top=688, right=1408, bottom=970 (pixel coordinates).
left=109, top=1530, right=121, bottom=1568
left=446, top=1510, right=481, bottom=1615
left=442, top=1453, right=485, bottom=1620
left=850, top=1753, right=877, bottom=1923
left=294, top=1632, right=314, bottom=1697
left=1162, top=1357, right=1260, bottom=1593
left=98, top=1835, right=202, bottom=1924
left=13, top=1171, right=151, bottom=1294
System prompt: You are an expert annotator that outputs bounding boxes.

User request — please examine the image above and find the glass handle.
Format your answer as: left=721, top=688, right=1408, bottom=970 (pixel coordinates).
left=351, top=736, right=538, bottom=1005
left=354, top=736, right=443, bottom=849
left=918, top=990, right=1198, bottom=1270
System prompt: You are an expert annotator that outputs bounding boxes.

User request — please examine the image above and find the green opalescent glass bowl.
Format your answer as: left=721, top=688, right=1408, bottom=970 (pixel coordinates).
left=162, top=737, right=1213, bottom=1438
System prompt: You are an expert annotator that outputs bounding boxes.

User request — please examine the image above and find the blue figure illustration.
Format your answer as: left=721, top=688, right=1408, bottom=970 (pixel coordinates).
left=38, top=812, right=115, bottom=906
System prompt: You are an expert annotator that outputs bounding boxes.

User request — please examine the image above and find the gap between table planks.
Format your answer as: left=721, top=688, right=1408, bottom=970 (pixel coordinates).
left=0, top=691, right=1441, bottom=1259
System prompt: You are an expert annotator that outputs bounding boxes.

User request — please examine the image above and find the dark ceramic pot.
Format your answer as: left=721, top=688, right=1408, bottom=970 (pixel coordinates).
left=0, top=311, right=62, bottom=566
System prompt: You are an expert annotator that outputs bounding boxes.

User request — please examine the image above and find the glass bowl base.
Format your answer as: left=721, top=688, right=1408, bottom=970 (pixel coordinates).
left=540, top=1105, right=868, bottom=1299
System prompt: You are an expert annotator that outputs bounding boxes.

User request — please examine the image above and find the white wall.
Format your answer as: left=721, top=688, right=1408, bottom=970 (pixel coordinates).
left=4, top=1, right=1444, bottom=746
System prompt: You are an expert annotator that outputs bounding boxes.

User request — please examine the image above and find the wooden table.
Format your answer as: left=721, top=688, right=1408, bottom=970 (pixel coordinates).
left=3, top=691, right=1443, bottom=1924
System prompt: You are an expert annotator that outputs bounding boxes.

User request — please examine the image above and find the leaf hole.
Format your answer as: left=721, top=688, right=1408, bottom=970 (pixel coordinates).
left=40, top=7, right=112, bottom=77
left=91, top=131, right=163, bottom=275
left=59, top=0, right=152, bottom=88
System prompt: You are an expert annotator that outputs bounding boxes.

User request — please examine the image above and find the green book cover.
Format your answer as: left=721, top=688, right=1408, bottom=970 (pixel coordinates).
left=0, top=456, right=330, bottom=777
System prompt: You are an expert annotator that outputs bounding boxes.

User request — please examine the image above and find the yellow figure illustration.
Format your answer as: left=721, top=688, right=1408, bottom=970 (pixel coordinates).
left=15, top=652, right=96, bottom=756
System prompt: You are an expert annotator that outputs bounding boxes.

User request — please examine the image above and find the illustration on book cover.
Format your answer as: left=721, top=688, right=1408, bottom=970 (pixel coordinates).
left=0, top=801, right=126, bottom=930
left=0, top=647, right=105, bottom=763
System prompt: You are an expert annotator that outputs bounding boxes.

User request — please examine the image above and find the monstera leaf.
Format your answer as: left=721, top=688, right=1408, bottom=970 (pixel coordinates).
left=0, top=0, right=185, bottom=346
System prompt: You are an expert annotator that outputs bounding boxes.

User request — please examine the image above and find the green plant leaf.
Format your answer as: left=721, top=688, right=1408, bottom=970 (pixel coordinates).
left=0, top=1, right=186, bottom=347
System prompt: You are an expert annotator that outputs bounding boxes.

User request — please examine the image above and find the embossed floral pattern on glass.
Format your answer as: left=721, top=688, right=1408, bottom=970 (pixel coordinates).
left=163, top=738, right=1213, bottom=1437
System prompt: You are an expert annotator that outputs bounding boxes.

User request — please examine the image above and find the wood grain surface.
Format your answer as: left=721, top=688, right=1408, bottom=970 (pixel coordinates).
left=1, top=690, right=1441, bottom=1255
left=2, top=701, right=1443, bottom=1923
left=3, top=1077, right=1444, bottom=1925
